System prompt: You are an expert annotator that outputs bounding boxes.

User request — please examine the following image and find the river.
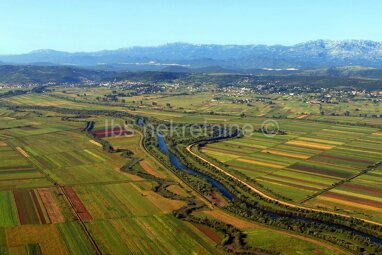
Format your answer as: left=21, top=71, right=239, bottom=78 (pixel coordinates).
left=137, top=118, right=382, bottom=245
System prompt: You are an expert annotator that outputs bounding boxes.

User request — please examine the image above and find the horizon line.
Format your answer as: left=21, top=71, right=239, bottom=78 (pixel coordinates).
left=1, top=39, right=381, bottom=56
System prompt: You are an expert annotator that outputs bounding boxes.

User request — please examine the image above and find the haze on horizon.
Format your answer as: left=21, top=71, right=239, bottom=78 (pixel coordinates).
left=1, top=0, right=382, bottom=54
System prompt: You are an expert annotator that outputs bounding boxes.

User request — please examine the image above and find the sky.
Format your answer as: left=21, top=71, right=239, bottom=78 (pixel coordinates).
left=1, top=0, right=382, bottom=54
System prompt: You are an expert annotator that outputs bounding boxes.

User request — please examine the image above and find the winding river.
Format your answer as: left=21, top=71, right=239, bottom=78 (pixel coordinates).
left=157, top=134, right=235, bottom=201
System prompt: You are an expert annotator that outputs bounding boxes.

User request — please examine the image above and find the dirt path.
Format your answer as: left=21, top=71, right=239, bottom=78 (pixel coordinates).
left=187, top=144, right=382, bottom=228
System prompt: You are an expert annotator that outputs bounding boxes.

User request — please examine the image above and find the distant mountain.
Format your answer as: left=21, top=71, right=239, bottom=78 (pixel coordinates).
left=0, top=65, right=185, bottom=84
left=0, top=65, right=114, bottom=84
left=2, top=40, right=382, bottom=70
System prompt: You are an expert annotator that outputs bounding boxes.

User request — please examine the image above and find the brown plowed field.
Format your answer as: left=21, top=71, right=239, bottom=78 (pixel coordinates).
left=38, top=188, right=65, bottom=223
left=91, top=128, right=132, bottom=138
left=30, top=190, right=48, bottom=224
left=13, top=190, right=40, bottom=225
left=63, top=187, right=92, bottom=221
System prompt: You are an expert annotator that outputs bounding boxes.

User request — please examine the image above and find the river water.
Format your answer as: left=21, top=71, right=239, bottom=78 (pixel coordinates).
left=157, top=134, right=235, bottom=201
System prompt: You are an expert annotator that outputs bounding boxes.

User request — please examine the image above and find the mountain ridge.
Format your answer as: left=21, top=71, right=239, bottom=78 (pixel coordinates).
left=2, top=40, right=382, bottom=70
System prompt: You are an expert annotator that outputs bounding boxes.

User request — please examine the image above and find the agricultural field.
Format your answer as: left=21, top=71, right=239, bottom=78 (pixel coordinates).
left=44, top=86, right=382, bottom=122
left=0, top=85, right=381, bottom=254
left=0, top=111, right=228, bottom=254
left=201, top=119, right=382, bottom=221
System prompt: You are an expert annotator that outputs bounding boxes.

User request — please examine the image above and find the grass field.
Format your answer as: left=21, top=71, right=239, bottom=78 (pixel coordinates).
left=244, top=228, right=340, bottom=255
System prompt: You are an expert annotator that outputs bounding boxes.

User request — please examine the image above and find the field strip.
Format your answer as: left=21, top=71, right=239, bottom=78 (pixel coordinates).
left=83, top=149, right=105, bottom=161
left=338, top=146, right=382, bottom=155
left=202, top=147, right=243, bottom=156
left=284, top=167, right=343, bottom=181
left=261, top=149, right=311, bottom=159
left=188, top=144, right=382, bottom=228
left=89, top=139, right=102, bottom=147
left=296, top=114, right=309, bottom=119
left=0, top=176, right=47, bottom=182
left=258, top=177, right=319, bottom=191
left=37, top=188, right=64, bottom=223
left=224, top=140, right=267, bottom=149
left=16, top=147, right=29, bottom=157
left=317, top=195, right=382, bottom=212
left=286, top=140, right=334, bottom=150
left=298, top=137, right=344, bottom=145
left=236, top=158, right=285, bottom=169
left=0, top=141, right=7, bottom=147
left=332, top=189, right=382, bottom=203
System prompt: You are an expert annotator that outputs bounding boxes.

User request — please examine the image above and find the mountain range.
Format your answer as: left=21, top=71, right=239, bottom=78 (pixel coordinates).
left=1, top=40, right=382, bottom=71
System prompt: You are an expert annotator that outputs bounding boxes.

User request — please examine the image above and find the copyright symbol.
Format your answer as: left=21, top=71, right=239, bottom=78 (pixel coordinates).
left=261, top=120, right=279, bottom=137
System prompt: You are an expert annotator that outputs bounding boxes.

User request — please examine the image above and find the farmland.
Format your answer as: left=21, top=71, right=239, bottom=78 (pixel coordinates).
left=200, top=119, right=382, bottom=222
left=0, top=83, right=381, bottom=255
left=0, top=109, right=228, bottom=254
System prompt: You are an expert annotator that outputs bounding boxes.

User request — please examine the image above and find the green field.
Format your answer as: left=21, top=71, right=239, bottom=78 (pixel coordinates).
left=244, top=228, right=339, bottom=255
left=201, top=118, right=382, bottom=221
left=0, top=87, right=380, bottom=254
left=0, top=110, right=226, bottom=254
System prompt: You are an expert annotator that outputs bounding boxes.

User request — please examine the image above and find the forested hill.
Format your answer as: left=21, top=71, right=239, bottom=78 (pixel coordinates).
left=0, top=65, right=183, bottom=84
left=1, top=64, right=382, bottom=90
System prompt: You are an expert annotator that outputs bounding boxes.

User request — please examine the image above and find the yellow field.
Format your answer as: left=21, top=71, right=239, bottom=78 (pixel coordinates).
left=236, top=158, right=285, bottom=169
left=261, top=149, right=311, bottom=159
left=298, top=137, right=344, bottom=145
left=286, top=140, right=334, bottom=150
left=16, top=147, right=29, bottom=158
left=296, top=114, right=308, bottom=119
left=83, top=149, right=105, bottom=161
left=89, top=139, right=102, bottom=147
left=6, top=225, right=68, bottom=255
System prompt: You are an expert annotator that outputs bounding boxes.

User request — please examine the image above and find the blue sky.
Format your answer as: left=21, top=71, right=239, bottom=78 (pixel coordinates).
left=0, top=0, right=381, bottom=54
